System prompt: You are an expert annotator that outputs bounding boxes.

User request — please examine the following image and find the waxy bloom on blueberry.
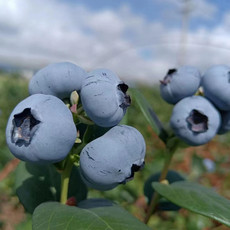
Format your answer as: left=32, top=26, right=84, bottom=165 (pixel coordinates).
left=29, top=62, right=87, bottom=99
left=202, top=65, right=230, bottom=110
left=80, top=69, right=131, bottom=127
left=6, top=94, right=77, bottom=163
left=79, top=125, right=146, bottom=190
left=217, top=111, right=230, bottom=134
left=170, top=96, right=221, bottom=146
left=160, top=66, right=201, bottom=104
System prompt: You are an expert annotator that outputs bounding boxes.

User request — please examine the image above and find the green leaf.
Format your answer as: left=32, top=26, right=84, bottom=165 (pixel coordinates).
left=144, top=170, right=184, bottom=211
left=33, top=201, right=151, bottom=230
left=130, top=88, right=168, bottom=143
left=68, top=165, right=88, bottom=202
left=15, top=162, right=60, bottom=214
left=15, top=162, right=87, bottom=214
left=82, top=124, right=110, bottom=143
left=153, top=181, right=230, bottom=227
left=78, top=198, right=115, bottom=209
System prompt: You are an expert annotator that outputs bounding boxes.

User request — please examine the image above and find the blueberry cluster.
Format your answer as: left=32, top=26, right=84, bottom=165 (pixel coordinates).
left=160, top=65, right=230, bottom=146
left=6, top=62, right=146, bottom=190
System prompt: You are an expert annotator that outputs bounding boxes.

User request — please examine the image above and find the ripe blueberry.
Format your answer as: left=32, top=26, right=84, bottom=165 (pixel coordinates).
left=217, top=110, right=230, bottom=134
left=170, top=96, right=221, bottom=146
left=29, top=62, right=87, bottom=99
left=6, top=94, right=77, bottom=163
left=80, top=69, right=131, bottom=127
left=160, top=66, right=201, bottom=104
left=79, top=125, right=146, bottom=190
left=202, top=65, right=230, bottom=110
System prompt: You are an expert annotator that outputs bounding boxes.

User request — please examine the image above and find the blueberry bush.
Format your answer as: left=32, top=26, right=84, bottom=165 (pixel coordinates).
left=2, top=63, right=230, bottom=229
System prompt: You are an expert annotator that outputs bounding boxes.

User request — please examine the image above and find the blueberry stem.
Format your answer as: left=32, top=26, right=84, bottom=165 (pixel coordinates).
left=77, top=106, right=84, bottom=114
left=78, top=115, right=94, bottom=125
left=60, top=124, right=93, bottom=204
left=144, top=146, right=177, bottom=224
left=60, top=155, right=74, bottom=204
left=82, top=125, right=93, bottom=144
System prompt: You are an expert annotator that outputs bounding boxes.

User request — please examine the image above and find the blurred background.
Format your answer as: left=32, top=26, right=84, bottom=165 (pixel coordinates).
left=1, top=0, right=230, bottom=230
left=1, top=0, right=230, bottom=84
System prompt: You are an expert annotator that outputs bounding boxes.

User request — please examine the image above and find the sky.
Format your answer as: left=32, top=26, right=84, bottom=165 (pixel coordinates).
left=0, top=0, right=230, bottom=84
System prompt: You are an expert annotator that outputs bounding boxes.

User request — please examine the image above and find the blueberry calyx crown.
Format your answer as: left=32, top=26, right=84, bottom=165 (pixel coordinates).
left=118, top=83, right=131, bottom=109
left=120, top=161, right=145, bottom=184
left=160, top=68, right=177, bottom=85
left=11, top=108, right=40, bottom=147
left=186, top=109, right=208, bottom=133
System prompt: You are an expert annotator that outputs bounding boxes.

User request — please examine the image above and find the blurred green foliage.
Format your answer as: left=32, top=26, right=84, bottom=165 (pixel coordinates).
left=0, top=73, right=29, bottom=168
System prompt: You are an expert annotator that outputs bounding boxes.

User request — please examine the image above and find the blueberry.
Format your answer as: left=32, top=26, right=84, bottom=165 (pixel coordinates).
left=160, top=66, right=201, bottom=104
left=203, top=158, right=216, bottom=172
left=217, top=110, right=230, bottom=134
left=29, top=62, right=87, bottom=99
left=79, top=125, right=146, bottom=190
left=80, top=69, right=131, bottom=127
left=170, top=96, right=221, bottom=146
left=202, top=65, right=230, bottom=110
left=6, top=94, right=77, bottom=163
